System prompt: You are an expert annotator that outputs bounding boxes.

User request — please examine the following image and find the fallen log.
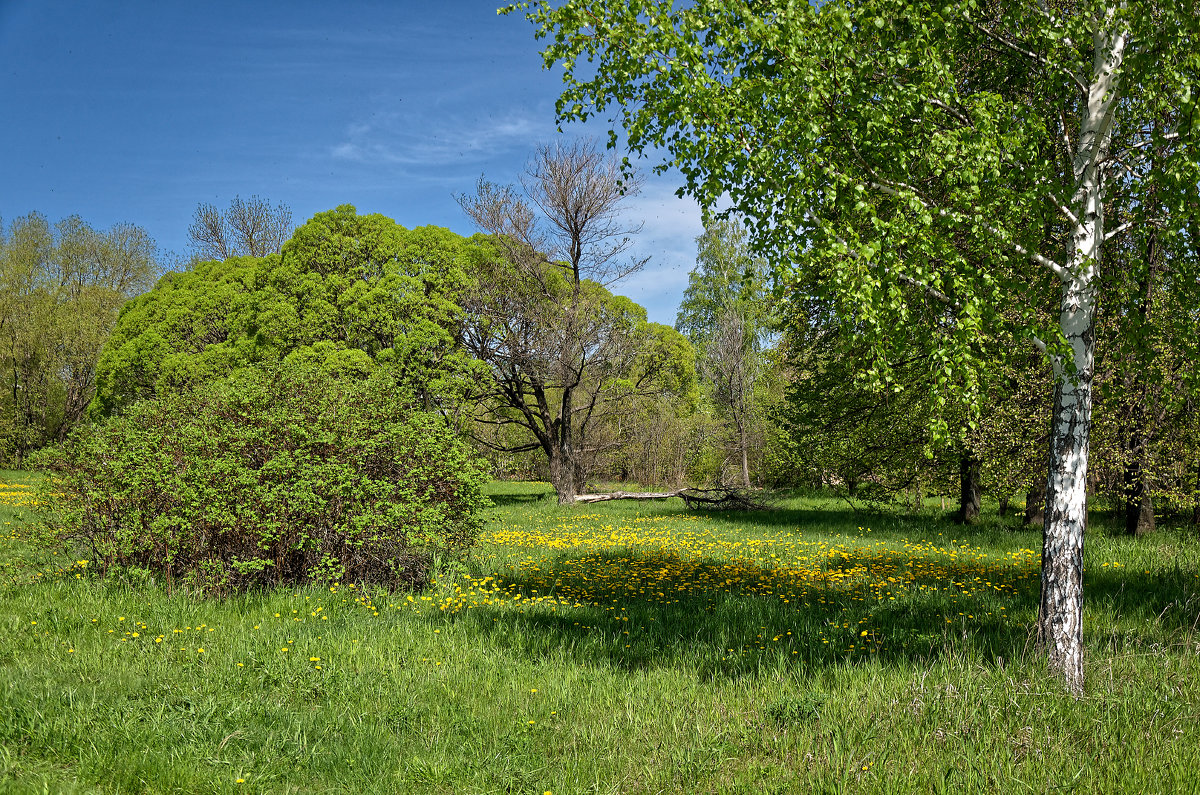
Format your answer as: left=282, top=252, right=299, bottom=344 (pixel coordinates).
left=574, top=487, right=768, bottom=510
left=574, top=490, right=679, bottom=503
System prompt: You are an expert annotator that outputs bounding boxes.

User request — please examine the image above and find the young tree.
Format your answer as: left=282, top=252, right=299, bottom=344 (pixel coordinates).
left=513, top=0, right=1200, bottom=692
left=457, top=140, right=693, bottom=504
left=187, top=195, right=294, bottom=261
left=676, top=217, right=771, bottom=487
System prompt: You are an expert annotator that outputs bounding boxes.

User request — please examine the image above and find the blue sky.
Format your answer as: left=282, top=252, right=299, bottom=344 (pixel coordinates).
left=0, top=0, right=704, bottom=324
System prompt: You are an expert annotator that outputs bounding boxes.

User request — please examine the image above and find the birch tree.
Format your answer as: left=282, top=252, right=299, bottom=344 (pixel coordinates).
left=512, top=0, right=1200, bottom=692
left=676, top=217, right=771, bottom=488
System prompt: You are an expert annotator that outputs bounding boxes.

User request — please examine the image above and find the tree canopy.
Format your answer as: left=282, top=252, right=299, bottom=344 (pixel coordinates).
left=0, top=213, right=157, bottom=464
left=93, top=205, right=477, bottom=416
left=510, top=0, right=1200, bottom=692
left=458, top=141, right=695, bottom=503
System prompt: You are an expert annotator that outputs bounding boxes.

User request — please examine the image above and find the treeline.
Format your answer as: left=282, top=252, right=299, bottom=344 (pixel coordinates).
left=7, top=156, right=1197, bottom=535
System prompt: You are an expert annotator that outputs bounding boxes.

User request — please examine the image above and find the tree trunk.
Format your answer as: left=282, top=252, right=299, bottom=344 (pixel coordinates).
left=1193, top=457, right=1200, bottom=528
left=1024, top=484, right=1045, bottom=527
left=1039, top=374, right=1091, bottom=696
left=998, top=495, right=1010, bottom=518
left=550, top=448, right=578, bottom=505
left=957, top=454, right=981, bottom=524
left=1037, top=17, right=1124, bottom=696
left=1122, top=431, right=1155, bottom=536
left=740, top=426, right=751, bottom=489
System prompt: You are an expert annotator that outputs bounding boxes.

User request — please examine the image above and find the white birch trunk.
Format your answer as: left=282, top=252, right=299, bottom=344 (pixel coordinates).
left=1038, top=13, right=1126, bottom=695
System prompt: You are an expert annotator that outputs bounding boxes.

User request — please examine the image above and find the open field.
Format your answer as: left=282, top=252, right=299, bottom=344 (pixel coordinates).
left=2, top=478, right=1199, bottom=793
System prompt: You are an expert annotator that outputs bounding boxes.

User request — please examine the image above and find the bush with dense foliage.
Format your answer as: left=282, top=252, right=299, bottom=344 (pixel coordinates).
left=33, top=363, right=489, bottom=592
left=90, top=205, right=479, bottom=417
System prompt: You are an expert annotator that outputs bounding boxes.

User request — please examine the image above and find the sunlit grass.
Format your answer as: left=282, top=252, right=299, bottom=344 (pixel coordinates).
left=1, top=478, right=1198, bottom=793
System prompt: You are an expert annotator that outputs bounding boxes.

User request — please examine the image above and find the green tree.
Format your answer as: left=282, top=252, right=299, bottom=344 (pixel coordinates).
left=93, top=206, right=475, bottom=416
left=513, top=0, right=1200, bottom=691
left=676, top=216, right=772, bottom=487
left=458, top=141, right=694, bottom=504
left=0, top=213, right=156, bottom=464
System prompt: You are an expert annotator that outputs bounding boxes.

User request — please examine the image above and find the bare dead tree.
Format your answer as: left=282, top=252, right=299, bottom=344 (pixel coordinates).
left=187, top=195, right=293, bottom=261
left=520, top=139, right=647, bottom=287
left=188, top=203, right=231, bottom=261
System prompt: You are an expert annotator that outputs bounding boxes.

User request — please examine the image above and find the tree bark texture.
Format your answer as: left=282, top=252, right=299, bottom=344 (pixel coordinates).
left=1037, top=16, right=1126, bottom=696
left=550, top=443, right=577, bottom=506
left=1039, top=379, right=1089, bottom=695
left=957, top=454, right=981, bottom=524
left=1024, top=484, right=1045, bottom=527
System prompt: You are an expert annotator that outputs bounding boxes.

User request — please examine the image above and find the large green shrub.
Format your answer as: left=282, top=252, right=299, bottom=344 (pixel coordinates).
left=91, top=206, right=481, bottom=418
left=33, top=363, right=489, bottom=593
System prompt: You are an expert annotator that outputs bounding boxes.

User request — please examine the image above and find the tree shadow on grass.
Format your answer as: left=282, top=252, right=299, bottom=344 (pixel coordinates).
left=452, top=536, right=1198, bottom=681
left=452, top=546, right=1040, bottom=680
left=571, top=495, right=1037, bottom=539
left=487, top=492, right=554, bottom=507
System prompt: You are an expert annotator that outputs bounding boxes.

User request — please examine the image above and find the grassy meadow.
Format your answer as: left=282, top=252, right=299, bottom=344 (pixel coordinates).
left=2, top=475, right=1200, bottom=793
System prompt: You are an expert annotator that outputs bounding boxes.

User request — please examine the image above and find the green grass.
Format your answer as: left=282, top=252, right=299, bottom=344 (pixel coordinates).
left=2, top=478, right=1199, bottom=793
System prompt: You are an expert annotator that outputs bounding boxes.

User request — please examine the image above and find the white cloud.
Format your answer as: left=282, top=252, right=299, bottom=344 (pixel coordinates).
left=610, top=179, right=706, bottom=325
left=330, top=108, right=558, bottom=169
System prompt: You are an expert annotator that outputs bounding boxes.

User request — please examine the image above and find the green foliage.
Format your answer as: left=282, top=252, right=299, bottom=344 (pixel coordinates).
left=461, top=231, right=696, bottom=497
left=675, top=215, right=770, bottom=351
left=516, top=0, right=1199, bottom=423
left=676, top=216, right=776, bottom=486
left=0, top=213, right=157, bottom=465
left=93, top=205, right=478, bottom=416
left=32, top=363, right=490, bottom=593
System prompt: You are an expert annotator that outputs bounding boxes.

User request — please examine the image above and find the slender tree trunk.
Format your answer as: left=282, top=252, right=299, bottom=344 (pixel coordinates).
left=957, top=454, right=981, bottom=524
left=1039, top=375, right=1091, bottom=696
left=740, top=425, right=751, bottom=489
left=1122, top=428, right=1155, bottom=536
left=1119, top=224, right=1162, bottom=536
left=1193, top=457, right=1200, bottom=528
left=1037, top=15, right=1125, bottom=696
left=998, top=495, right=1010, bottom=518
left=1025, top=483, right=1045, bottom=527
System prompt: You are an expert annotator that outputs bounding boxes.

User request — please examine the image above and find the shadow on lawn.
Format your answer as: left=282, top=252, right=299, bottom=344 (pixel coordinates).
left=486, top=492, right=554, bottom=507
left=458, top=509, right=1200, bottom=679
left=459, top=551, right=1039, bottom=679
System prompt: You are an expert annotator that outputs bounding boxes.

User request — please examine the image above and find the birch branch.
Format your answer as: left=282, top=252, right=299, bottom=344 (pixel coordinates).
left=864, top=178, right=1070, bottom=280
left=969, top=20, right=1089, bottom=98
